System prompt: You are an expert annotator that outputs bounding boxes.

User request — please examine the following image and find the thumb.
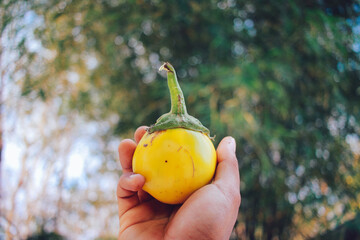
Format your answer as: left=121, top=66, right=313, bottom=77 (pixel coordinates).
left=214, top=137, right=240, bottom=199
left=217, top=136, right=236, bottom=163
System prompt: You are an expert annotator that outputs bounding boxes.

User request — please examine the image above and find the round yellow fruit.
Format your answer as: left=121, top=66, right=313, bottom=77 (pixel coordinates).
left=132, top=128, right=217, bottom=204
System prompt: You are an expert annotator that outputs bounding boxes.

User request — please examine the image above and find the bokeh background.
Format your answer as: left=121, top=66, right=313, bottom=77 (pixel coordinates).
left=1, top=0, right=360, bottom=239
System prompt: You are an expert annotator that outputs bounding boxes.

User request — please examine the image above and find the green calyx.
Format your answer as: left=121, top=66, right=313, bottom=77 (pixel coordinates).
left=147, top=62, right=211, bottom=137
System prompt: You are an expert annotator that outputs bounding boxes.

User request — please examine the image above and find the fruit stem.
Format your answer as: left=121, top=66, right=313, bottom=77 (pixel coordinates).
left=159, top=63, right=188, bottom=115
left=147, top=62, right=210, bottom=136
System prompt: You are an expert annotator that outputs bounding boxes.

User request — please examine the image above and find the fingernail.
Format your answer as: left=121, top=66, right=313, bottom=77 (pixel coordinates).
left=130, top=173, right=141, bottom=179
left=227, top=137, right=236, bottom=153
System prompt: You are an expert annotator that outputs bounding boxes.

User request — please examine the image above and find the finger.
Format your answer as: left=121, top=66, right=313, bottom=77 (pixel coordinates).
left=138, top=189, right=153, bottom=202
left=214, top=137, right=241, bottom=203
left=134, top=126, right=148, bottom=144
left=118, top=139, right=137, bottom=173
left=117, top=172, right=146, bottom=217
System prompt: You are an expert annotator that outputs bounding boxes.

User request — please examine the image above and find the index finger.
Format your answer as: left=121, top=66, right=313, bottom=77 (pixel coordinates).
left=118, top=126, right=148, bottom=172
left=118, top=139, right=137, bottom=173
left=134, top=126, right=148, bottom=143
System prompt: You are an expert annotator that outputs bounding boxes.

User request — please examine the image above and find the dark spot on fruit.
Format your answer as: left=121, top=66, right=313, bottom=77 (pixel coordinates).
left=165, top=160, right=168, bottom=163
left=143, top=144, right=148, bottom=147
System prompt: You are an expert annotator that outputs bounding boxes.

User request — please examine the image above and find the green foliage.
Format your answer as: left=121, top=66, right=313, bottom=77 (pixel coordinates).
left=315, top=213, right=360, bottom=239
left=27, top=228, right=64, bottom=240
left=6, top=0, right=360, bottom=238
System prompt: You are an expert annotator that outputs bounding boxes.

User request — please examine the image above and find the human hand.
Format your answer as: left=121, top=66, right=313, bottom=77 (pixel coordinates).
left=117, top=126, right=241, bottom=240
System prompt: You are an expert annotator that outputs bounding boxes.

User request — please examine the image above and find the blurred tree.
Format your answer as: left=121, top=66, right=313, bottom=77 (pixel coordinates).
left=0, top=0, right=25, bottom=200
left=27, top=227, right=64, bottom=240
left=314, top=213, right=360, bottom=240
left=2, top=0, right=360, bottom=239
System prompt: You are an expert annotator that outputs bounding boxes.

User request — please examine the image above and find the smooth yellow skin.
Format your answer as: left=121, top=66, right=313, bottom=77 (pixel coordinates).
left=132, top=128, right=217, bottom=204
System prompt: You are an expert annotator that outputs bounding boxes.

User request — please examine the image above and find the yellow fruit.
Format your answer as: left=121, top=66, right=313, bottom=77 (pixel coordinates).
left=133, top=128, right=216, bottom=204
left=132, top=62, right=216, bottom=204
